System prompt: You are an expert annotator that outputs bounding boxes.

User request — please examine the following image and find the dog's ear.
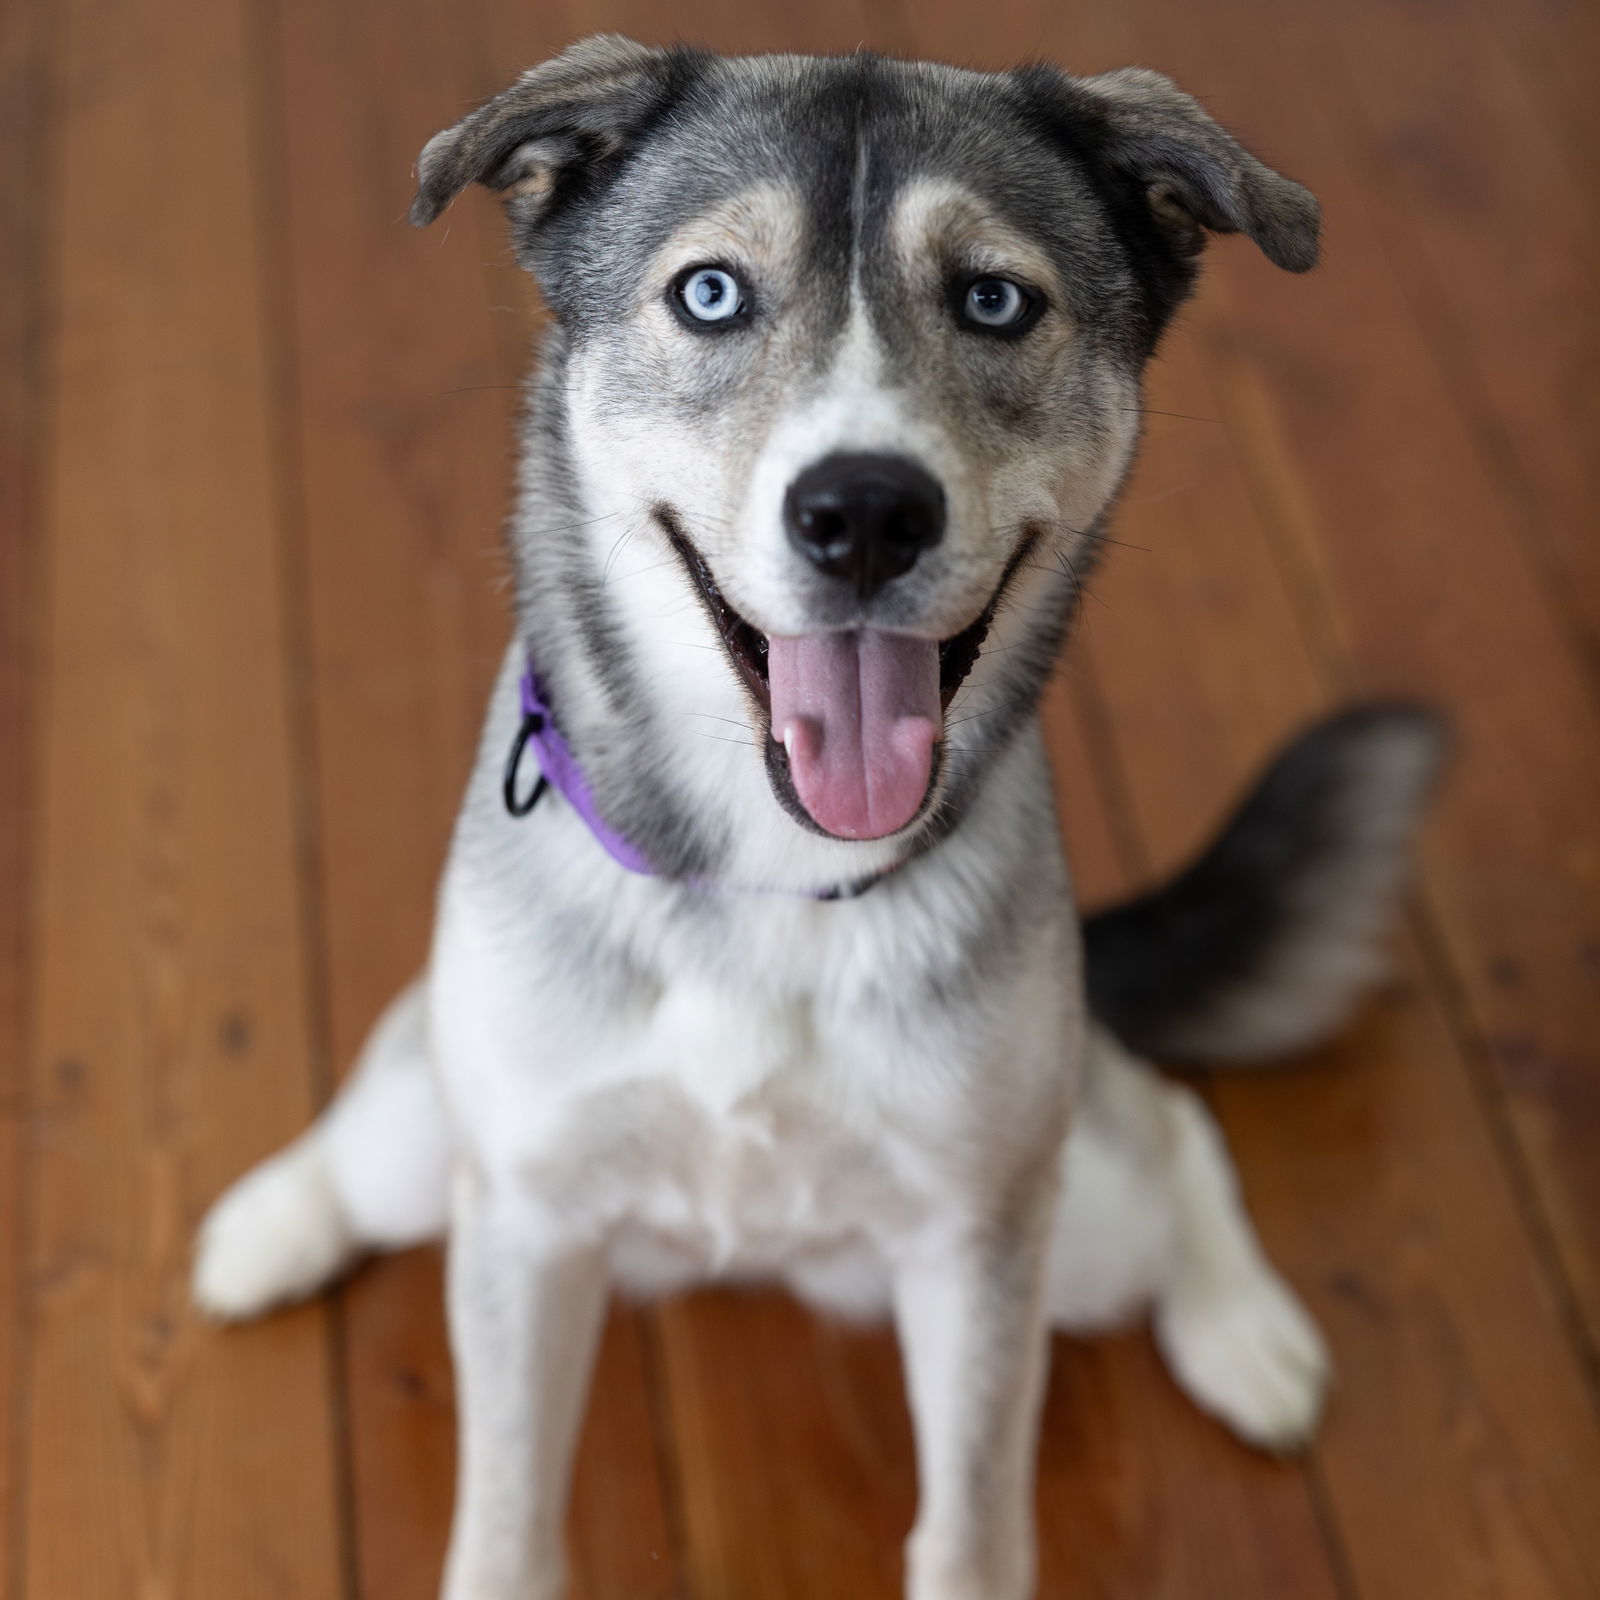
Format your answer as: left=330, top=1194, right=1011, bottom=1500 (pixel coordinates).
left=409, top=35, right=701, bottom=233
left=1020, top=65, right=1320, bottom=273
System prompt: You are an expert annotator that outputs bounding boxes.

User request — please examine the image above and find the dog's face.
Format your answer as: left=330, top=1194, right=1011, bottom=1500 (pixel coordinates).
left=415, top=41, right=1317, bottom=849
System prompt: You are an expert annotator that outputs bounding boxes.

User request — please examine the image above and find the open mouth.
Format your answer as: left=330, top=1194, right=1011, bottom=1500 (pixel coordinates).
left=654, top=505, right=1037, bottom=842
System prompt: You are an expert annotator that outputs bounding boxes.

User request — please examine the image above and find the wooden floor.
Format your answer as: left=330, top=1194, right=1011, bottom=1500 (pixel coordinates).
left=4, top=0, right=1599, bottom=1593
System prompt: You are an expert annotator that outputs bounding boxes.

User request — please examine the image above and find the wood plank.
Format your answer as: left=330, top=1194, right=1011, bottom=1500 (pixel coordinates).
left=565, top=0, right=882, bottom=54
left=1468, top=0, right=1599, bottom=231
left=264, top=0, right=684, bottom=1592
left=19, top=0, right=348, bottom=1590
left=657, top=1291, right=914, bottom=1600
left=1217, top=983, right=1600, bottom=1599
left=1289, top=0, right=1600, bottom=671
left=0, top=0, right=45, bottom=1587
left=1041, top=663, right=1128, bottom=912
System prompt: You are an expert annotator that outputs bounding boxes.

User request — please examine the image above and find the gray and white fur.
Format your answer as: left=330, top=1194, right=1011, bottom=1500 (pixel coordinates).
left=194, top=38, right=1447, bottom=1600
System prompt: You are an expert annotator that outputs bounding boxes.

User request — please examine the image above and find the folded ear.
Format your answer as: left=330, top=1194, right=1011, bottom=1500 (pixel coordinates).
left=409, top=35, right=703, bottom=233
left=1021, top=64, right=1320, bottom=273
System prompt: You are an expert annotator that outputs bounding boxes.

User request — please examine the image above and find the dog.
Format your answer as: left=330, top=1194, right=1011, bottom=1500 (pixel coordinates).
left=194, top=37, right=1448, bottom=1599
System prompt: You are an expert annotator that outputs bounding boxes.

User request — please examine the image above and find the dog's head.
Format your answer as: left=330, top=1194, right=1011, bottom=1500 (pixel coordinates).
left=413, top=39, right=1317, bottom=859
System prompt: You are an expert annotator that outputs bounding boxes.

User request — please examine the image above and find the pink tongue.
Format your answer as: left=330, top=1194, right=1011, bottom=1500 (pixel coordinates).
left=767, top=630, right=941, bottom=840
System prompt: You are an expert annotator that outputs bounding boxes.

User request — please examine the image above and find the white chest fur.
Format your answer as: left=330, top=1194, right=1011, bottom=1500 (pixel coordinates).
left=442, top=973, right=935, bottom=1292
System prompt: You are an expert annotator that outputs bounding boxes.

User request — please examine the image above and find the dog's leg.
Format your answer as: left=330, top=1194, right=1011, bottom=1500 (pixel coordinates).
left=894, top=1184, right=1055, bottom=1600
left=193, top=978, right=452, bottom=1318
left=440, top=1167, right=608, bottom=1600
left=1049, top=1027, right=1328, bottom=1451
left=1150, top=1072, right=1328, bottom=1452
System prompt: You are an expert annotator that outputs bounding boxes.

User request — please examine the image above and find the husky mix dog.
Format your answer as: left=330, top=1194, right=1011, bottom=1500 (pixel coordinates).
left=195, top=37, right=1447, bottom=1600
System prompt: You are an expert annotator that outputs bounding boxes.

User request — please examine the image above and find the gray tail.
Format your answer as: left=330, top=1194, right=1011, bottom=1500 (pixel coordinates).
left=1083, top=703, right=1452, bottom=1065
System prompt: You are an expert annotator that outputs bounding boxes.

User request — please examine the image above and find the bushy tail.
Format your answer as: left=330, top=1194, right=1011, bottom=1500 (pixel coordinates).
left=1083, top=703, right=1451, bottom=1065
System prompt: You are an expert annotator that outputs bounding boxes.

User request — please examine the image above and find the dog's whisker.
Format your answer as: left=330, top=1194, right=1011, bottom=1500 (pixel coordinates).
left=680, top=711, right=756, bottom=732
left=611, top=557, right=679, bottom=583
left=1077, top=529, right=1149, bottom=553
left=522, top=510, right=623, bottom=541
left=1126, top=481, right=1198, bottom=509
left=601, top=520, right=643, bottom=586
left=1118, top=406, right=1223, bottom=424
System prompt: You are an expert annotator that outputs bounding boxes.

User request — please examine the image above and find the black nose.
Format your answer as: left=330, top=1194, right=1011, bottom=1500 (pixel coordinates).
left=783, top=453, right=946, bottom=600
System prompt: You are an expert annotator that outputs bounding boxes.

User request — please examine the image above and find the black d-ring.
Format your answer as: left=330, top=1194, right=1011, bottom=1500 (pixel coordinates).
left=503, top=712, right=549, bottom=817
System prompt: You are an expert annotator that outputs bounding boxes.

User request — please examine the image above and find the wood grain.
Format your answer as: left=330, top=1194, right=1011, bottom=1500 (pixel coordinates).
left=0, top=0, right=45, bottom=1590
left=657, top=1291, right=914, bottom=1600
left=18, top=0, right=348, bottom=1592
left=1288, top=0, right=1600, bottom=669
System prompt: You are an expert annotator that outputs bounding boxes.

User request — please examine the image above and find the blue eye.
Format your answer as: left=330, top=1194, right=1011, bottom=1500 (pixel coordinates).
left=677, top=266, right=746, bottom=324
left=962, top=277, right=1036, bottom=331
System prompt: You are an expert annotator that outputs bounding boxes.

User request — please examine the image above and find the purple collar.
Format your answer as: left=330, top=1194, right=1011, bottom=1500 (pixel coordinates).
left=503, top=658, right=903, bottom=900
left=504, top=662, right=655, bottom=875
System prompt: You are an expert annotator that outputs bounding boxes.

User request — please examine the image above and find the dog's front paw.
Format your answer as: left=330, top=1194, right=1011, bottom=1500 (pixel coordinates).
left=193, top=1137, right=354, bottom=1321
left=1155, top=1266, right=1329, bottom=1453
left=905, top=1526, right=1033, bottom=1600
left=440, top=1555, right=567, bottom=1600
